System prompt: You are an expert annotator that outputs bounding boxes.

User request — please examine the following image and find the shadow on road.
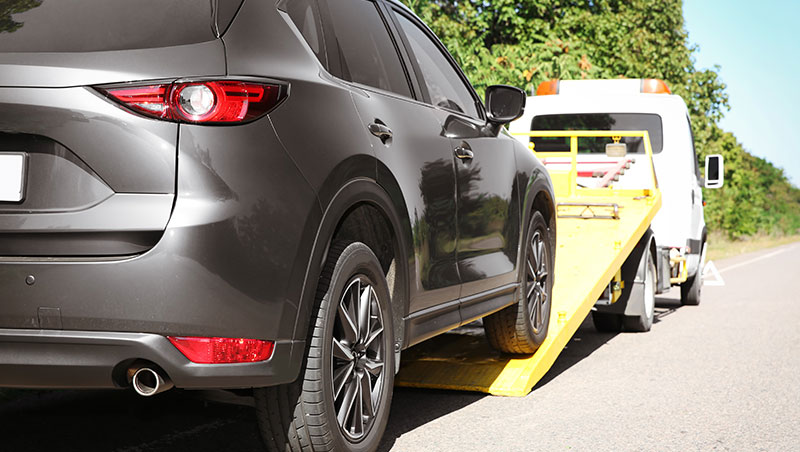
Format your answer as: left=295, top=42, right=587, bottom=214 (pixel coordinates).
left=379, top=293, right=689, bottom=449
left=654, top=295, right=684, bottom=324
left=0, top=389, right=262, bottom=452
left=378, top=386, right=485, bottom=451
left=0, top=296, right=689, bottom=451
left=534, top=315, right=618, bottom=390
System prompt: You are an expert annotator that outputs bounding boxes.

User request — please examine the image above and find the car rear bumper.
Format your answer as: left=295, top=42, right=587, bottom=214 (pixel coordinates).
left=0, top=329, right=304, bottom=389
left=0, top=119, right=322, bottom=390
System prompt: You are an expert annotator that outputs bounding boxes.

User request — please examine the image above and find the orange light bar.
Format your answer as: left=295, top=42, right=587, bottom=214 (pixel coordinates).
left=536, top=79, right=560, bottom=95
left=640, top=79, right=671, bottom=94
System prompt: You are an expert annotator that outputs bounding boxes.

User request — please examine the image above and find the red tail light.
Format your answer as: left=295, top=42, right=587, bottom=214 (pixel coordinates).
left=168, top=336, right=275, bottom=363
left=98, top=80, right=285, bottom=124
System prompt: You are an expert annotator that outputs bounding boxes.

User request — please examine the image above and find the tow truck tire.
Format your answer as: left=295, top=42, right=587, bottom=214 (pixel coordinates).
left=255, top=242, right=394, bottom=452
left=623, top=257, right=656, bottom=332
left=591, top=311, right=623, bottom=332
left=680, top=272, right=702, bottom=306
left=680, top=243, right=704, bottom=306
left=484, top=211, right=553, bottom=354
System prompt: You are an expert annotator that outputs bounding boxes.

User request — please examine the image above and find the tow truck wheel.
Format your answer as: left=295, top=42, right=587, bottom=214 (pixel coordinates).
left=484, top=211, right=553, bottom=354
left=623, top=256, right=656, bottom=332
left=681, top=243, right=705, bottom=306
left=255, top=242, right=394, bottom=452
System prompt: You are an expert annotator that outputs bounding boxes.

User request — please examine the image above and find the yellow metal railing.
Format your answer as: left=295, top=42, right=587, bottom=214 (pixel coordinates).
left=670, top=254, right=689, bottom=284
left=512, top=130, right=659, bottom=197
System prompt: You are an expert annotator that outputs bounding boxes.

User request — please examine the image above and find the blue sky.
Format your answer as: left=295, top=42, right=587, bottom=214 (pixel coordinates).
left=684, top=0, right=800, bottom=187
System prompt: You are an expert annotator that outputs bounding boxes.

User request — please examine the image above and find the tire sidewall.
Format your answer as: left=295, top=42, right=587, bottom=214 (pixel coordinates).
left=316, top=243, right=395, bottom=452
left=520, top=211, right=553, bottom=344
left=643, top=257, right=656, bottom=329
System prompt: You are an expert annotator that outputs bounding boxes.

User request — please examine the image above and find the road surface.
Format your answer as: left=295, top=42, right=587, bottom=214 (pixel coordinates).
left=1, top=242, right=798, bottom=451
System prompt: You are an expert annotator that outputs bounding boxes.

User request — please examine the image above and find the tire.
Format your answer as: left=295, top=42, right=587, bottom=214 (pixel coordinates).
left=591, top=311, right=623, bottom=332
left=255, top=242, right=394, bottom=452
left=623, top=255, right=656, bottom=332
left=680, top=243, right=705, bottom=306
left=484, top=211, right=553, bottom=354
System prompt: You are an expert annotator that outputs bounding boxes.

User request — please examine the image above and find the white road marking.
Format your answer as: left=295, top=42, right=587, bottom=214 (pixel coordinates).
left=702, top=260, right=725, bottom=286
left=718, top=244, right=797, bottom=274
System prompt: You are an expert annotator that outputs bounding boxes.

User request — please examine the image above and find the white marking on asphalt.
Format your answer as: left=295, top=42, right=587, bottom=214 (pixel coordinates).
left=703, top=260, right=725, bottom=286
left=719, top=244, right=797, bottom=274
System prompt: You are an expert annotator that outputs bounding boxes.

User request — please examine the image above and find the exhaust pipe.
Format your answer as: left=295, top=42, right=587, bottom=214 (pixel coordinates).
left=131, top=366, right=174, bottom=397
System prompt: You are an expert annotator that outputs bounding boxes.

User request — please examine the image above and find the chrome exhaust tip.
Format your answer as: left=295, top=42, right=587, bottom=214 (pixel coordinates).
left=131, top=367, right=174, bottom=397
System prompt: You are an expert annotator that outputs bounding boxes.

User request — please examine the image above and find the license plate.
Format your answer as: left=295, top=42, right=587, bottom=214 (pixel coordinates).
left=0, top=153, right=27, bottom=202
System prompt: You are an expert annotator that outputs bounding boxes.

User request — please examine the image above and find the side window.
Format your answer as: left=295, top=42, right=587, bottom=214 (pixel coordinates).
left=687, top=116, right=701, bottom=180
left=393, top=12, right=480, bottom=119
left=284, top=0, right=327, bottom=69
left=322, top=0, right=412, bottom=98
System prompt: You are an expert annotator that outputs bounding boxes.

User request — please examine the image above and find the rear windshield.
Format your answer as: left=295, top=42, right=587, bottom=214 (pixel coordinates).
left=530, top=113, right=664, bottom=154
left=0, top=0, right=217, bottom=53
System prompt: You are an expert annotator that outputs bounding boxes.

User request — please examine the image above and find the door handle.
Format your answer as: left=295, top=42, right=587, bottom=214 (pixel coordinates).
left=368, top=122, right=393, bottom=144
left=454, top=143, right=474, bottom=160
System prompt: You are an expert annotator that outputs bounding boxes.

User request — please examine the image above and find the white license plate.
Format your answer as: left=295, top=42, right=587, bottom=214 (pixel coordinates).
left=0, top=153, right=27, bottom=202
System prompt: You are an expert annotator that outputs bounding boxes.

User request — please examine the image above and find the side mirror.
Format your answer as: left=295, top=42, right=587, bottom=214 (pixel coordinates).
left=704, top=154, right=724, bottom=188
left=485, top=85, right=526, bottom=135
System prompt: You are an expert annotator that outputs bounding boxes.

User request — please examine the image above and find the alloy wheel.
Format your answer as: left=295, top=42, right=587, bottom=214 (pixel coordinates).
left=331, top=276, right=386, bottom=441
left=526, top=230, right=550, bottom=335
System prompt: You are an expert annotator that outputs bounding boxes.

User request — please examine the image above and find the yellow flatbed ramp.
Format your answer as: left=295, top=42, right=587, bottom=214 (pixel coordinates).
left=395, top=131, right=662, bottom=397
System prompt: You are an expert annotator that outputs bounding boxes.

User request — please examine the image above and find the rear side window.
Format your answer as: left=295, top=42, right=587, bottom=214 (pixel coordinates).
left=284, top=0, right=328, bottom=68
left=530, top=113, right=664, bottom=154
left=393, top=12, right=480, bottom=119
left=0, top=0, right=216, bottom=53
left=321, top=0, right=412, bottom=98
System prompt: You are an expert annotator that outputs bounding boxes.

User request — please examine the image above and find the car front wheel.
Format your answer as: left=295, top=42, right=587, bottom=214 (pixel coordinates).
left=484, top=210, right=553, bottom=354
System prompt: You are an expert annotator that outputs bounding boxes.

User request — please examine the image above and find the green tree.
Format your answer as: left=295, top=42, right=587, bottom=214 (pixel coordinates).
left=0, top=0, right=42, bottom=34
left=401, top=0, right=800, bottom=238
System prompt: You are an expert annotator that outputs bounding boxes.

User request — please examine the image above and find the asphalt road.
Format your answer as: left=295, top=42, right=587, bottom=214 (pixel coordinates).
left=1, top=243, right=798, bottom=451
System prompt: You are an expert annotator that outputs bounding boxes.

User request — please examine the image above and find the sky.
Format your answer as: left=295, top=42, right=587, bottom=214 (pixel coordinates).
left=683, top=0, right=800, bottom=187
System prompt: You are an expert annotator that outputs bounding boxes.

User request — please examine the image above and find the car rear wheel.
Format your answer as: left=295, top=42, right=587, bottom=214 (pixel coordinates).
left=255, top=242, right=394, bottom=452
left=484, top=211, right=553, bottom=354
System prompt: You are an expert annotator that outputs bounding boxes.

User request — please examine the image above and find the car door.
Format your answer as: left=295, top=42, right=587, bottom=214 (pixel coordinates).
left=387, top=7, right=521, bottom=305
left=316, top=0, right=462, bottom=322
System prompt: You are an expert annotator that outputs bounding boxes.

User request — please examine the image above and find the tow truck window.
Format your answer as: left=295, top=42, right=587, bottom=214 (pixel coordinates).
left=530, top=113, right=664, bottom=154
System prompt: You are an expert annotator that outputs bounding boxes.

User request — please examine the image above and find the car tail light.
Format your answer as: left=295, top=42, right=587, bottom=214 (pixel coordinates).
left=98, top=81, right=285, bottom=124
left=168, top=336, right=275, bottom=363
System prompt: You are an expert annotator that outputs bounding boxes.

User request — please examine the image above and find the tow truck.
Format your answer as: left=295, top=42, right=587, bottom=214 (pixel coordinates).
left=394, top=79, right=725, bottom=397
left=395, top=129, right=663, bottom=396
left=516, top=79, right=724, bottom=307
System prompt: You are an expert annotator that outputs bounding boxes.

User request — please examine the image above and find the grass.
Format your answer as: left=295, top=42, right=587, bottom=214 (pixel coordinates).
left=706, top=232, right=800, bottom=262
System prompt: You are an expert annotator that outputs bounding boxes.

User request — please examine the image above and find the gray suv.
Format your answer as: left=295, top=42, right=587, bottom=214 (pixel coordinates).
left=0, top=0, right=556, bottom=450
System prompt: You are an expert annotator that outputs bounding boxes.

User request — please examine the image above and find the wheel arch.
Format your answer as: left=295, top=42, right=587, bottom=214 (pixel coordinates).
left=292, top=177, right=412, bottom=360
left=521, top=167, right=557, bottom=263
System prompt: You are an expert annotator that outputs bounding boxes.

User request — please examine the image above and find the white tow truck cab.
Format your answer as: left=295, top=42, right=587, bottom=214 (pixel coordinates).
left=509, top=78, right=724, bottom=306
